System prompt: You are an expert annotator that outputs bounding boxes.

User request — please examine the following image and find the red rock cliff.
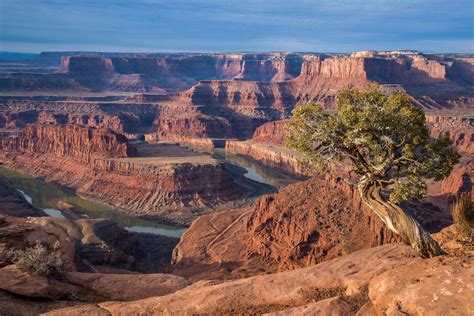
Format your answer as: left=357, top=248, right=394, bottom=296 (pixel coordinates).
left=426, top=114, right=474, bottom=154
left=245, top=176, right=402, bottom=271
left=0, top=123, right=137, bottom=162
left=0, top=126, right=245, bottom=224
left=172, top=175, right=404, bottom=278
left=251, top=119, right=288, bottom=145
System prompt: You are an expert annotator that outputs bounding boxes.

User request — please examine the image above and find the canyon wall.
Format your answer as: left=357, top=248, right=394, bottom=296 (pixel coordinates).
left=245, top=176, right=403, bottom=271
left=252, top=115, right=474, bottom=153
left=0, top=100, right=160, bottom=135
left=0, top=124, right=245, bottom=224
left=171, top=175, right=407, bottom=279
left=0, top=53, right=303, bottom=93
left=0, top=124, right=136, bottom=162
left=158, top=53, right=473, bottom=138
left=154, top=115, right=233, bottom=139
left=426, top=114, right=474, bottom=154
left=229, top=114, right=474, bottom=206
left=2, top=52, right=472, bottom=111
left=225, top=140, right=311, bottom=176
left=1, top=51, right=473, bottom=142
left=290, top=54, right=473, bottom=108
left=251, top=119, right=288, bottom=145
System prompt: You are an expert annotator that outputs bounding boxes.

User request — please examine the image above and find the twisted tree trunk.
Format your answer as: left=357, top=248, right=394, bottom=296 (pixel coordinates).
left=358, top=177, right=446, bottom=258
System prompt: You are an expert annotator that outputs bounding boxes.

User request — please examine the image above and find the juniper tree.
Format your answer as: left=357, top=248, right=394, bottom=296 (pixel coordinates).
left=286, top=85, right=460, bottom=258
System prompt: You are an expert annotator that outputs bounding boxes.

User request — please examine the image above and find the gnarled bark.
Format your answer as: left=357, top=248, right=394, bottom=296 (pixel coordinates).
left=358, top=177, right=446, bottom=258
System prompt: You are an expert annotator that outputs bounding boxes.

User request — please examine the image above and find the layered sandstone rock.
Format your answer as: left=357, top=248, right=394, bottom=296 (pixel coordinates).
left=367, top=256, right=473, bottom=315
left=0, top=264, right=189, bottom=303
left=37, top=111, right=125, bottom=132
left=154, top=52, right=472, bottom=141
left=101, top=244, right=415, bottom=315
left=427, top=114, right=474, bottom=154
left=231, top=114, right=474, bottom=197
left=154, top=114, right=233, bottom=139
left=251, top=119, right=288, bottom=145
left=0, top=123, right=136, bottom=162
left=2, top=52, right=473, bottom=142
left=0, top=265, right=88, bottom=300
left=245, top=176, right=407, bottom=271
left=7, top=242, right=473, bottom=315
left=81, top=243, right=470, bottom=316
left=0, top=214, right=189, bottom=314
left=225, top=140, right=311, bottom=176
left=1, top=153, right=242, bottom=223
left=0, top=216, right=77, bottom=272
left=0, top=99, right=161, bottom=135
left=0, top=53, right=304, bottom=93
left=253, top=115, right=474, bottom=151
left=424, top=114, right=474, bottom=205
left=0, top=125, right=245, bottom=223
left=237, top=54, right=303, bottom=82
left=0, top=213, right=159, bottom=273
left=37, top=217, right=144, bottom=271
left=63, top=271, right=190, bottom=301
left=172, top=176, right=404, bottom=279
left=437, top=155, right=474, bottom=205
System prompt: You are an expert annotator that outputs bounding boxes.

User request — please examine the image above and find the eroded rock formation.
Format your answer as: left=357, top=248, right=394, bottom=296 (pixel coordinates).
left=171, top=176, right=405, bottom=279
left=0, top=124, right=245, bottom=224
left=2, top=51, right=472, bottom=141
left=0, top=123, right=136, bottom=161
left=46, top=243, right=468, bottom=316
left=1, top=50, right=473, bottom=315
left=0, top=214, right=188, bottom=313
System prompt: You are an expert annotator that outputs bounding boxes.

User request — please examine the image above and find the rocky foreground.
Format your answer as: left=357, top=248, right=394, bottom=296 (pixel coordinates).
left=0, top=161, right=472, bottom=315
left=1, top=219, right=472, bottom=315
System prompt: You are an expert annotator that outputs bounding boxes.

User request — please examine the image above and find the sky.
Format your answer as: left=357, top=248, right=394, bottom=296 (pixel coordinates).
left=0, top=0, right=473, bottom=53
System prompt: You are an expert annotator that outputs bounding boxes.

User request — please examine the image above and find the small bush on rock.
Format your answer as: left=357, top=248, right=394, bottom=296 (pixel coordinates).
left=451, top=192, right=474, bottom=239
left=7, top=241, right=65, bottom=276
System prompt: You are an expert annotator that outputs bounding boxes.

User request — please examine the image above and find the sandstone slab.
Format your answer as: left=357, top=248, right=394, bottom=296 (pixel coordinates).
left=368, top=256, right=474, bottom=315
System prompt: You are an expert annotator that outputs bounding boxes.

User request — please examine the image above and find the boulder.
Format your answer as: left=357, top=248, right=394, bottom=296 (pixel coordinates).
left=368, top=256, right=474, bottom=315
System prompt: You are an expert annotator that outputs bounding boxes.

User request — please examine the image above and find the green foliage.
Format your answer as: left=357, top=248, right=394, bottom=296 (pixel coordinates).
left=451, top=192, right=474, bottom=238
left=66, top=291, right=78, bottom=301
left=7, top=241, right=65, bottom=276
left=286, top=85, right=460, bottom=203
left=111, top=293, right=122, bottom=301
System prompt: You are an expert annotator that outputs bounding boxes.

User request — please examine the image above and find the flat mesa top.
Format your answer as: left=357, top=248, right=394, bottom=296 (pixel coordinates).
left=110, top=143, right=217, bottom=166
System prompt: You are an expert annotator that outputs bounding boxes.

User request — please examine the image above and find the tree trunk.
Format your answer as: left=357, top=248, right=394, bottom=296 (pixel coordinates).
left=358, top=178, right=446, bottom=258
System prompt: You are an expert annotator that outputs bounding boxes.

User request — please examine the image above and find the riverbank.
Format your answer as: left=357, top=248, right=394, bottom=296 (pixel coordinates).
left=0, top=144, right=304, bottom=230
left=0, top=167, right=188, bottom=237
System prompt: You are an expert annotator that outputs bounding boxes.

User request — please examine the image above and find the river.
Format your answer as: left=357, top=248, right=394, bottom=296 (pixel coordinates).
left=0, top=147, right=301, bottom=238
left=0, top=167, right=187, bottom=238
left=212, top=149, right=302, bottom=189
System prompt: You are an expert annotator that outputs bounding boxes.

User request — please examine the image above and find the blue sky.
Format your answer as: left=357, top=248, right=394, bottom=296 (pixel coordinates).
left=1, top=0, right=473, bottom=53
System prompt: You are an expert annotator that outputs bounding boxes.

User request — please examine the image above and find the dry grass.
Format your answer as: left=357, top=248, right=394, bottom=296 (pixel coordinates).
left=451, top=192, right=474, bottom=239
left=7, top=241, right=65, bottom=276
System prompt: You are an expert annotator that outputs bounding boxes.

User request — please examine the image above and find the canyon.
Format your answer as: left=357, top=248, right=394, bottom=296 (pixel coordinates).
left=0, top=170, right=471, bottom=315
left=0, top=123, right=250, bottom=225
left=0, top=50, right=472, bottom=314
left=2, top=51, right=473, bottom=140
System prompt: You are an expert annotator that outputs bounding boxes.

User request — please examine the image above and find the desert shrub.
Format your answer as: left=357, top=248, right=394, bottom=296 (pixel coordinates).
left=451, top=192, right=474, bottom=239
left=66, top=291, right=78, bottom=301
left=7, top=241, right=65, bottom=276
left=111, top=293, right=122, bottom=301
